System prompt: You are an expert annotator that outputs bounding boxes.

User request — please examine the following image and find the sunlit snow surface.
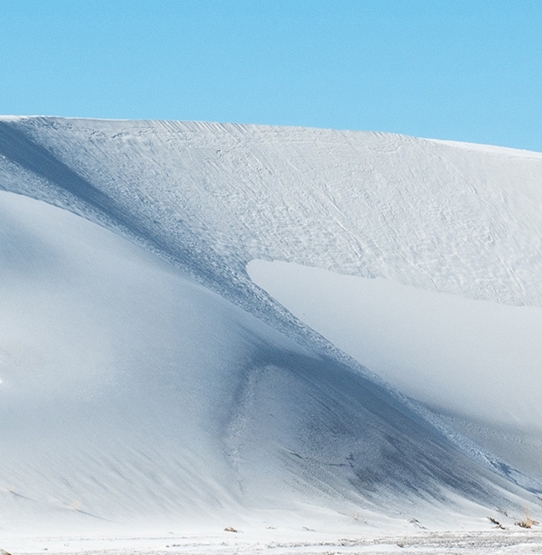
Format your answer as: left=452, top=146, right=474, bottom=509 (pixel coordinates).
left=1, top=117, right=542, bottom=548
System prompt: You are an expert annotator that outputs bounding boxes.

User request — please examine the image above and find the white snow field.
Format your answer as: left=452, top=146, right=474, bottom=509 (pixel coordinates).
left=1, top=117, right=542, bottom=553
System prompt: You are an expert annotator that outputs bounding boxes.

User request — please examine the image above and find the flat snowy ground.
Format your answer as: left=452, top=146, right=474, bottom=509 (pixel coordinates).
left=5, top=530, right=542, bottom=555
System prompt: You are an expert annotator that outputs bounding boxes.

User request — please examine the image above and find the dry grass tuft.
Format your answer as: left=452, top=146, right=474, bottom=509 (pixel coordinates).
left=488, top=516, right=506, bottom=529
left=224, top=526, right=238, bottom=533
left=515, top=507, right=538, bottom=529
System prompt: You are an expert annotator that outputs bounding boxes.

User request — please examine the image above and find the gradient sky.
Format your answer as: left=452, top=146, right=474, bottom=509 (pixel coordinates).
left=2, top=1, right=541, bottom=151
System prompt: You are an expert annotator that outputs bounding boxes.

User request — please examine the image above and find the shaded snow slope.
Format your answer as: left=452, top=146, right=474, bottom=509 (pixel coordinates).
left=247, top=260, right=542, bottom=478
left=1, top=117, right=541, bottom=535
left=0, top=191, right=526, bottom=537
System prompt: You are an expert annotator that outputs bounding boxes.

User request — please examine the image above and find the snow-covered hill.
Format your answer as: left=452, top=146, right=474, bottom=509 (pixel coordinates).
left=1, top=117, right=541, bottom=540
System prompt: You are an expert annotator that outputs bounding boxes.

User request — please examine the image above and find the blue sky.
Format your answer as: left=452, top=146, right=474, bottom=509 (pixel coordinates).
left=1, top=1, right=541, bottom=151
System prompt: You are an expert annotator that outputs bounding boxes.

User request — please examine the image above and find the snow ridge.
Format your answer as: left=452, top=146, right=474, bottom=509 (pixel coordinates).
left=1, top=117, right=541, bottom=536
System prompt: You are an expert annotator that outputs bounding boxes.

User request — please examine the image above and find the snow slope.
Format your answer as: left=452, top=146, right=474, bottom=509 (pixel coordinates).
left=1, top=117, right=541, bottom=538
left=1, top=190, right=520, bottom=537
left=247, top=260, right=542, bottom=478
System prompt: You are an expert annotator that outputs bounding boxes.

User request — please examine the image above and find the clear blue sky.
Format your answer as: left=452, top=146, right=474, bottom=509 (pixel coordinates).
left=2, top=1, right=541, bottom=151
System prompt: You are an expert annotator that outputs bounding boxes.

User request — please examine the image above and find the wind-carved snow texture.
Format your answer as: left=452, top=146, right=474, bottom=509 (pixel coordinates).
left=0, top=117, right=542, bottom=537
left=3, top=118, right=542, bottom=309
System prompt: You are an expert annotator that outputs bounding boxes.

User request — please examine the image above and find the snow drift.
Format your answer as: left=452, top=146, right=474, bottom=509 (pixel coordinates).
left=0, top=117, right=541, bottom=537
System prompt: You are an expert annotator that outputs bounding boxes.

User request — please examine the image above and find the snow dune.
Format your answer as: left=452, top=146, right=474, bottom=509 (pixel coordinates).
left=0, top=117, right=541, bottom=539
left=247, top=260, right=542, bottom=478
left=0, top=190, right=515, bottom=537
